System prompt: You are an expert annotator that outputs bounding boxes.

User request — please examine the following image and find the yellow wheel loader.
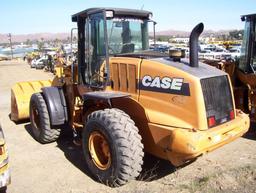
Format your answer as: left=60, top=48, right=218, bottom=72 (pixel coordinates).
left=11, top=8, right=249, bottom=186
left=0, top=124, right=11, bottom=191
left=233, top=14, right=256, bottom=122
left=203, top=14, right=256, bottom=124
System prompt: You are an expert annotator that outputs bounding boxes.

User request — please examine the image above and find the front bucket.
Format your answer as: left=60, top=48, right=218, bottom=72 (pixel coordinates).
left=11, top=80, right=52, bottom=122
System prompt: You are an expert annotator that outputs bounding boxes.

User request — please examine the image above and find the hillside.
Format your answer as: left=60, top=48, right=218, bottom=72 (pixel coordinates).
left=0, top=33, right=70, bottom=43
left=0, top=29, right=238, bottom=43
left=151, top=29, right=232, bottom=37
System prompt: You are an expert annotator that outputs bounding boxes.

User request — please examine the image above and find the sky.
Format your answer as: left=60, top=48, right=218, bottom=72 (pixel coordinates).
left=0, top=0, right=255, bottom=34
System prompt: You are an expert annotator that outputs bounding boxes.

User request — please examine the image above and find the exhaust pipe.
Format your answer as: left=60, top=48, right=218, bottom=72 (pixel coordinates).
left=189, top=23, right=204, bottom=67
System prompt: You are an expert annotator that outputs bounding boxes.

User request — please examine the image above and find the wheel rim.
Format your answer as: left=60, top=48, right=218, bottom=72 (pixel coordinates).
left=88, top=131, right=111, bottom=170
left=31, top=105, right=40, bottom=131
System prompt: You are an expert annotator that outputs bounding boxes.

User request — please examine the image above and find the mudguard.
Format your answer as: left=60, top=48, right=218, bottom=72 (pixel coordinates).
left=83, top=91, right=130, bottom=107
left=42, top=87, right=68, bottom=125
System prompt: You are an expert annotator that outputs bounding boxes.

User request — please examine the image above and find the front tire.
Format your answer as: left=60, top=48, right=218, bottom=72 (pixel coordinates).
left=82, top=108, right=144, bottom=187
left=29, top=93, right=60, bottom=143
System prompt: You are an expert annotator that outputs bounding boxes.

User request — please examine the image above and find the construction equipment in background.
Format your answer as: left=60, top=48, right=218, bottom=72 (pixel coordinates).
left=207, top=40, right=242, bottom=50
left=0, top=124, right=11, bottom=191
left=201, top=59, right=236, bottom=83
left=203, top=14, right=256, bottom=123
left=235, top=13, right=256, bottom=122
left=11, top=8, right=249, bottom=186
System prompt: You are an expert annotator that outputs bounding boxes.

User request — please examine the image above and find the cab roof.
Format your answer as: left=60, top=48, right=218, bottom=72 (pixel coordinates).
left=241, top=13, right=256, bottom=21
left=72, top=7, right=152, bottom=22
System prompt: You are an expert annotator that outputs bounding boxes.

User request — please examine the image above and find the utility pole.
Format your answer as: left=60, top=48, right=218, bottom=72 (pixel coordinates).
left=70, top=28, right=77, bottom=54
left=7, top=33, right=13, bottom=59
left=153, top=21, right=157, bottom=48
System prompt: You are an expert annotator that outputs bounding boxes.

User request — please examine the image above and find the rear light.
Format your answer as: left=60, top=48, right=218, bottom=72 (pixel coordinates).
left=208, top=116, right=216, bottom=128
left=230, top=110, right=235, bottom=120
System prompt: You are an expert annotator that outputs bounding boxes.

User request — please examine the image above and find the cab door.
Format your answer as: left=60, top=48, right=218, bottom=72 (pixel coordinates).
left=85, top=12, right=108, bottom=87
left=239, top=18, right=256, bottom=72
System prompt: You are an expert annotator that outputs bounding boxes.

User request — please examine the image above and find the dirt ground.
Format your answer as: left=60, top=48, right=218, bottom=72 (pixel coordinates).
left=0, top=60, right=256, bottom=193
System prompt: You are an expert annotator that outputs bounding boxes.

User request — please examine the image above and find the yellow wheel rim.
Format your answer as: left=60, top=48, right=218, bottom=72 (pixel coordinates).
left=88, top=131, right=111, bottom=170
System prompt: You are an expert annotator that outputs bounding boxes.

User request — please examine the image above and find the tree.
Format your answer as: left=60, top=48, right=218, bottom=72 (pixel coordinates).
left=25, top=39, right=32, bottom=46
left=37, top=41, right=44, bottom=51
left=73, top=36, right=77, bottom=42
left=229, top=30, right=244, bottom=40
left=67, top=36, right=70, bottom=43
left=156, top=35, right=170, bottom=42
left=54, top=38, right=60, bottom=47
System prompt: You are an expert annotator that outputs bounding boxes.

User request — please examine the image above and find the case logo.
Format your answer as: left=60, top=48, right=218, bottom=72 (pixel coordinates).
left=141, top=76, right=183, bottom=90
left=139, top=75, right=190, bottom=96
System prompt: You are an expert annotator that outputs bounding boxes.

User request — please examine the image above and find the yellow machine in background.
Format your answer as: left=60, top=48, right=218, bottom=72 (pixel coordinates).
left=203, top=14, right=256, bottom=123
left=234, top=14, right=256, bottom=122
left=11, top=8, right=249, bottom=187
left=0, top=125, right=11, bottom=191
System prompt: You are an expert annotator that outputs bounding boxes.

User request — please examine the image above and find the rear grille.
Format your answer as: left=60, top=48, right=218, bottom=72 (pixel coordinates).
left=201, top=76, right=234, bottom=128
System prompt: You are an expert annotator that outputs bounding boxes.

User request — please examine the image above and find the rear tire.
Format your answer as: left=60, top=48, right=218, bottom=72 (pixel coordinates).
left=29, top=93, right=60, bottom=143
left=82, top=108, right=144, bottom=187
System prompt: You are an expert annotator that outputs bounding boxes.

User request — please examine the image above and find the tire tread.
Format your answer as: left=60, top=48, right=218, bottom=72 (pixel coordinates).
left=30, top=93, right=60, bottom=143
left=85, top=108, right=144, bottom=186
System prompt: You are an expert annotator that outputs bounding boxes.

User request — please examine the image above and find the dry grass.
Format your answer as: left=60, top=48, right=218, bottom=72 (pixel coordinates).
left=176, top=164, right=256, bottom=193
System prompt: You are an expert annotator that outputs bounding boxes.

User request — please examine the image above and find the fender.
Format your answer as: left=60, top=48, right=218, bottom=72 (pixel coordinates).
left=83, top=91, right=130, bottom=113
left=42, top=87, right=68, bottom=125
left=83, top=92, right=170, bottom=160
left=83, top=91, right=130, bottom=107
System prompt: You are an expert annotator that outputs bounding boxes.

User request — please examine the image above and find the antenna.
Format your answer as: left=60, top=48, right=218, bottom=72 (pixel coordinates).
left=140, top=4, right=144, bottom=10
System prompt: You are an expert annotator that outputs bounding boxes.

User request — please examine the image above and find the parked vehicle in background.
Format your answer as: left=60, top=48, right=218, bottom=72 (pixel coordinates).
left=199, top=49, right=212, bottom=59
left=199, top=46, right=232, bottom=60
left=0, top=55, right=8, bottom=61
left=149, top=44, right=170, bottom=53
left=31, top=55, right=48, bottom=69
left=211, top=48, right=232, bottom=60
left=229, top=47, right=241, bottom=60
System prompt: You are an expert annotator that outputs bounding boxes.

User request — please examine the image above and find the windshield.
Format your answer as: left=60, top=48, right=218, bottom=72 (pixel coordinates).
left=107, top=18, right=149, bottom=54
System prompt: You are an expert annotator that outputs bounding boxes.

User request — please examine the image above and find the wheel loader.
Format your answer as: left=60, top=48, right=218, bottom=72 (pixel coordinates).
left=11, top=8, right=249, bottom=186
left=234, top=13, right=256, bottom=122
left=203, top=14, right=256, bottom=124
left=0, top=124, right=11, bottom=191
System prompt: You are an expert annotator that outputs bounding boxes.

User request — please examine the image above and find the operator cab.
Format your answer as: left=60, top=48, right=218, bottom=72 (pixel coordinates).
left=72, top=8, right=152, bottom=87
left=239, top=14, right=256, bottom=73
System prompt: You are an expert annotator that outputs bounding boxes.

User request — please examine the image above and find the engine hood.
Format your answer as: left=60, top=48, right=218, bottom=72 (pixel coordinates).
left=115, top=50, right=227, bottom=79
left=138, top=56, right=230, bottom=130
left=114, top=50, right=168, bottom=59
left=150, top=57, right=227, bottom=79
